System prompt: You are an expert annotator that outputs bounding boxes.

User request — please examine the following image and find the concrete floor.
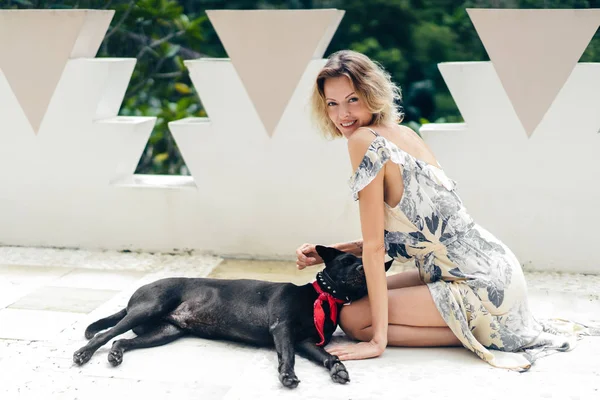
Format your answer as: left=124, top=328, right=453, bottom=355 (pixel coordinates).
left=0, top=246, right=599, bottom=399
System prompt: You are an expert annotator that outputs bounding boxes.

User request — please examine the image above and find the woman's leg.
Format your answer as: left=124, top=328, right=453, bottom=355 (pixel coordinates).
left=386, top=269, right=424, bottom=290
left=339, top=284, right=462, bottom=347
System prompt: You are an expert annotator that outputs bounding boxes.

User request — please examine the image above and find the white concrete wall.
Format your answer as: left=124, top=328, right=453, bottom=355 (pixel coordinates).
left=421, top=62, right=600, bottom=274
left=0, top=56, right=361, bottom=259
left=2, top=9, right=599, bottom=272
left=0, top=9, right=361, bottom=260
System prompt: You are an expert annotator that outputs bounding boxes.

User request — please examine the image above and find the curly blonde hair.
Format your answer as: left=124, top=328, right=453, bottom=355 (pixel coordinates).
left=310, top=50, right=403, bottom=139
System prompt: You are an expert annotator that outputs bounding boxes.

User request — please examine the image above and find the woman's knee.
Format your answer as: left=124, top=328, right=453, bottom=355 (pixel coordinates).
left=339, top=303, right=370, bottom=340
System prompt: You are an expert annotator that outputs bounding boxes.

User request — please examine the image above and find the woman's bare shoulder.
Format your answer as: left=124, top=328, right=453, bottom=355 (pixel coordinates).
left=376, top=123, right=440, bottom=166
left=347, top=127, right=380, bottom=170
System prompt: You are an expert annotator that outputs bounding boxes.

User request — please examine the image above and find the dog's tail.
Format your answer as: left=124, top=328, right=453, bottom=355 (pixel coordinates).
left=84, top=308, right=127, bottom=339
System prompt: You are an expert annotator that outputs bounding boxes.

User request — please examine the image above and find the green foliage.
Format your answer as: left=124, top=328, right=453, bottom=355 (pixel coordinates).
left=99, top=0, right=207, bottom=174
left=2, top=0, right=599, bottom=173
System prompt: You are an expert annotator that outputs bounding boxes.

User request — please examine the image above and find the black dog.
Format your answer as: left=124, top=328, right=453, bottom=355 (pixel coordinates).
left=73, top=246, right=392, bottom=388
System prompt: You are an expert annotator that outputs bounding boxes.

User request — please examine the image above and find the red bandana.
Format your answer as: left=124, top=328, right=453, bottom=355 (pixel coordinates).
left=312, top=281, right=345, bottom=346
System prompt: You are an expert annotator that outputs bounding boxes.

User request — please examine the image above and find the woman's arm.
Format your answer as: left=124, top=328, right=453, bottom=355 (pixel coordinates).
left=329, top=128, right=389, bottom=359
left=296, top=239, right=363, bottom=268
left=354, top=156, right=388, bottom=351
left=331, top=239, right=363, bottom=257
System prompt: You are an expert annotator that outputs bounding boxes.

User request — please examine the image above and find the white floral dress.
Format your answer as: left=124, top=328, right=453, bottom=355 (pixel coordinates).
left=349, top=128, right=598, bottom=371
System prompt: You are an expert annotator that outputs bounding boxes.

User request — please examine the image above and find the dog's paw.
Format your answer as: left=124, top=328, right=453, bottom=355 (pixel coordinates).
left=73, top=348, right=93, bottom=366
left=329, top=362, right=350, bottom=384
left=279, top=372, right=300, bottom=389
left=108, top=349, right=123, bottom=366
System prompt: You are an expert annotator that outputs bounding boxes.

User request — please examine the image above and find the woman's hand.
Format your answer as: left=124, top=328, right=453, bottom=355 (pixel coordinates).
left=327, top=339, right=387, bottom=361
left=295, top=243, right=324, bottom=269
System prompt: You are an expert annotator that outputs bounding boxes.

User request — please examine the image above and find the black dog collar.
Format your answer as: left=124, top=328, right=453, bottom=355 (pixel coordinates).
left=315, top=270, right=351, bottom=303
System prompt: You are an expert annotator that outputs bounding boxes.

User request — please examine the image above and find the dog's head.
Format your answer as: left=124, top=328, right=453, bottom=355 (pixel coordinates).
left=315, top=245, right=393, bottom=302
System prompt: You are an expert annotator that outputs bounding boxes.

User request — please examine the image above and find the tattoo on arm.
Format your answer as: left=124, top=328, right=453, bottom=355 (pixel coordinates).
left=353, top=241, right=363, bottom=255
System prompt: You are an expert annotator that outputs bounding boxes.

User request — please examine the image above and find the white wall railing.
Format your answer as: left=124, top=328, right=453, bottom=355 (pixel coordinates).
left=0, top=9, right=362, bottom=260
left=1, top=9, right=599, bottom=274
left=419, top=9, right=600, bottom=274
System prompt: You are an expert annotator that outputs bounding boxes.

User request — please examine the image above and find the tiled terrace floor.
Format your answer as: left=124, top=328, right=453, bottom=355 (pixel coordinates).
left=0, top=246, right=599, bottom=399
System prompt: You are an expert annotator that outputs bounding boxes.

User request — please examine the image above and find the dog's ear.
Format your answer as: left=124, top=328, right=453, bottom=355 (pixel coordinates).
left=315, top=245, right=345, bottom=263
left=384, top=259, right=393, bottom=272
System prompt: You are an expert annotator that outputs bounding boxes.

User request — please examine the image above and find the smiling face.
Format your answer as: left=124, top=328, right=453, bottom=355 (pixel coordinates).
left=323, top=75, right=373, bottom=138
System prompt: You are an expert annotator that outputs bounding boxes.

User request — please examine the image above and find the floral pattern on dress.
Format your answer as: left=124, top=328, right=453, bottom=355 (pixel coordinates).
left=348, top=129, right=598, bottom=371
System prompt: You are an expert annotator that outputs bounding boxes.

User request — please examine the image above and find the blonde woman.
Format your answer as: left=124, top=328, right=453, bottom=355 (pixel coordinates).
left=296, top=50, right=596, bottom=370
